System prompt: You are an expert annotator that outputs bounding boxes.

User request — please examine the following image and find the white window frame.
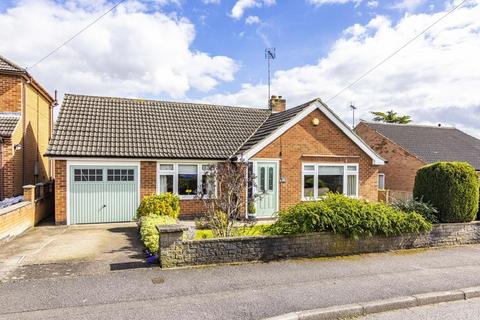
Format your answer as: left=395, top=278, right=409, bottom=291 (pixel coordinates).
left=302, top=163, right=359, bottom=200
left=378, top=173, right=385, bottom=190
left=157, top=162, right=216, bottom=200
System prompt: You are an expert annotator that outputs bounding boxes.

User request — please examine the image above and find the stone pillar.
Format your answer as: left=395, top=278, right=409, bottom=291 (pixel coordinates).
left=23, top=185, right=35, bottom=204
left=156, top=224, right=188, bottom=268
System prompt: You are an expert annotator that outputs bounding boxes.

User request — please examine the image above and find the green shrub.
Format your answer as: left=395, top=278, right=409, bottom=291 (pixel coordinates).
left=391, top=198, right=439, bottom=223
left=413, top=162, right=479, bottom=223
left=139, top=215, right=177, bottom=253
left=136, top=193, right=180, bottom=220
left=268, top=193, right=431, bottom=238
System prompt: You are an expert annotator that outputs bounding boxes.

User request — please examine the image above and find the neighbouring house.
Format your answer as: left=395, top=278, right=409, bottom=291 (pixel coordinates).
left=46, top=94, right=385, bottom=225
left=0, top=55, right=54, bottom=200
left=355, top=121, right=480, bottom=193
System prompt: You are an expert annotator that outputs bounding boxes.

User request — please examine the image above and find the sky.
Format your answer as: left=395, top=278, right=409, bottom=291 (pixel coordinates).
left=0, top=0, right=479, bottom=137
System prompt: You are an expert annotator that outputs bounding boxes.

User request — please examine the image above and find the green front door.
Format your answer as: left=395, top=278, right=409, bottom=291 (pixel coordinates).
left=70, top=166, right=138, bottom=224
left=255, top=162, right=278, bottom=217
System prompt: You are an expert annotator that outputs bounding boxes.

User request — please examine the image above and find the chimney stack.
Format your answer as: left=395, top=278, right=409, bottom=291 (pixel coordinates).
left=269, top=95, right=286, bottom=113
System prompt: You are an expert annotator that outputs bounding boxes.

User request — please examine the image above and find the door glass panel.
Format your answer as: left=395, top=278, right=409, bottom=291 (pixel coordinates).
left=74, top=168, right=102, bottom=182
left=259, top=167, right=265, bottom=192
left=268, top=167, right=274, bottom=191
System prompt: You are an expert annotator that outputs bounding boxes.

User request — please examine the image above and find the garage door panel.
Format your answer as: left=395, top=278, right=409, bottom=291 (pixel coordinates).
left=70, top=166, right=138, bottom=224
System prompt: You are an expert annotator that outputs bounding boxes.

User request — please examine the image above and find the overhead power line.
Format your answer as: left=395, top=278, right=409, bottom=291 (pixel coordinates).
left=26, top=0, right=128, bottom=70
left=326, top=0, right=470, bottom=103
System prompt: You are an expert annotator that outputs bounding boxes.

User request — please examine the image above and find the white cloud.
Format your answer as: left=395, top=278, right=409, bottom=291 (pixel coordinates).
left=245, top=15, right=261, bottom=25
left=307, top=0, right=362, bottom=7
left=204, top=1, right=480, bottom=138
left=0, top=0, right=238, bottom=99
left=202, top=0, right=221, bottom=4
left=367, top=1, right=379, bottom=8
left=391, top=0, right=426, bottom=11
left=230, top=0, right=275, bottom=19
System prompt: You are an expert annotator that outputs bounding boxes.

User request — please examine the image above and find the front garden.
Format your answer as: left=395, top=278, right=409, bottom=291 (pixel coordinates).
left=136, top=161, right=480, bottom=267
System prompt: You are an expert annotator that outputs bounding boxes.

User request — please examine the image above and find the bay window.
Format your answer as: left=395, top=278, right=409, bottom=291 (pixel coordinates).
left=158, top=163, right=215, bottom=199
left=303, top=163, right=359, bottom=199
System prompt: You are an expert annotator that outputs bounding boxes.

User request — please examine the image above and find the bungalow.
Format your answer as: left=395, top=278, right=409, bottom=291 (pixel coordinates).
left=46, top=94, right=385, bottom=225
left=355, top=121, right=480, bottom=193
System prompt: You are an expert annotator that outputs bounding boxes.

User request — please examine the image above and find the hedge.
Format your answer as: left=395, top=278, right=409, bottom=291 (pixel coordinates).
left=413, top=162, right=479, bottom=223
left=268, top=193, right=431, bottom=238
left=139, top=215, right=177, bottom=253
left=136, top=193, right=180, bottom=220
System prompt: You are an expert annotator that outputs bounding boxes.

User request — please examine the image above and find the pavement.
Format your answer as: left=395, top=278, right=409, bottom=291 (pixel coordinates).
left=0, top=222, right=145, bottom=281
left=3, top=242, right=480, bottom=319
left=360, top=296, right=480, bottom=319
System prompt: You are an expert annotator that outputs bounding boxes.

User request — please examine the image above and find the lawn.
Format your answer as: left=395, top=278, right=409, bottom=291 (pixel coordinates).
left=193, top=224, right=272, bottom=240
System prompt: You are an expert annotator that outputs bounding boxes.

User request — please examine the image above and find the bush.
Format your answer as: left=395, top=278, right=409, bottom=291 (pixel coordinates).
left=136, top=193, right=180, bottom=220
left=268, top=193, right=431, bottom=238
left=139, top=215, right=177, bottom=253
left=413, top=162, right=479, bottom=223
left=391, top=198, right=439, bottom=223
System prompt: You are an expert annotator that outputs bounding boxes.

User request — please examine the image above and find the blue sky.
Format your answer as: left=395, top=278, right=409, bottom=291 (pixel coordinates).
left=0, top=0, right=479, bottom=137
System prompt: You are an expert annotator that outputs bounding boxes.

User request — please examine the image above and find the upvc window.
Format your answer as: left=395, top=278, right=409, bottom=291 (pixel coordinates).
left=158, top=163, right=215, bottom=199
left=378, top=173, right=385, bottom=190
left=302, top=163, right=359, bottom=199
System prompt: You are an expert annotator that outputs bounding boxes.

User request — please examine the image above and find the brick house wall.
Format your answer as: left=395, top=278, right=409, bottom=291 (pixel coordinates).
left=355, top=122, right=426, bottom=192
left=54, top=160, right=67, bottom=224
left=253, top=109, right=380, bottom=210
left=0, top=74, right=22, bottom=112
left=0, top=73, right=53, bottom=199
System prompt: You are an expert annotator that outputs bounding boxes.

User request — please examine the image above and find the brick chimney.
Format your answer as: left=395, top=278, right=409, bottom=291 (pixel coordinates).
left=269, top=95, right=286, bottom=113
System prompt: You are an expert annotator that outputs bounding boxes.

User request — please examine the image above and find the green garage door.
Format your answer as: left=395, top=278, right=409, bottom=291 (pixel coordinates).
left=70, top=166, right=139, bottom=224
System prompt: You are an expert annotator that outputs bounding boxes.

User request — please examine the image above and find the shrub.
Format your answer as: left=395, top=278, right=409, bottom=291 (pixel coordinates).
left=268, top=193, right=431, bottom=238
left=391, top=198, right=439, bottom=223
left=413, top=162, right=479, bottom=223
left=139, top=215, right=177, bottom=253
left=136, top=193, right=180, bottom=220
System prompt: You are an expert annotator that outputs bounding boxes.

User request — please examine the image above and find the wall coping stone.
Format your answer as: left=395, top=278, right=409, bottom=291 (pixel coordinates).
left=157, top=224, right=189, bottom=233
left=0, top=201, right=31, bottom=216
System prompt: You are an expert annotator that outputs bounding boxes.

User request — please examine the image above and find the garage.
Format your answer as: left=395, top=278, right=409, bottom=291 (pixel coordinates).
left=69, top=165, right=139, bottom=224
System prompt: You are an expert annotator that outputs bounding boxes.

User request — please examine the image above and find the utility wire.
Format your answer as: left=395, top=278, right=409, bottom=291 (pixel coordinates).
left=326, top=0, right=470, bottom=103
left=26, top=0, right=128, bottom=70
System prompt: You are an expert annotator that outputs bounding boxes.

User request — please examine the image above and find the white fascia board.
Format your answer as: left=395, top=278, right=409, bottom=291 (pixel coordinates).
left=241, top=100, right=385, bottom=165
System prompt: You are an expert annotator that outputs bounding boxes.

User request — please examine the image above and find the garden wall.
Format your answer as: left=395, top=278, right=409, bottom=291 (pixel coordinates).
left=0, top=182, right=54, bottom=242
left=158, top=222, right=480, bottom=268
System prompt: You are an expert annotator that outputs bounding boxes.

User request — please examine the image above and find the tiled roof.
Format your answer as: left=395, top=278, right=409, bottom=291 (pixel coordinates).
left=0, top=112, right=20, bottom=137
left=46, top=94, right=273, bottom=159
left=361, top=121, right=480, bottom=170
left=0, top=55, right=25, bottom=74
left=236, top=100, right=315, bottom=155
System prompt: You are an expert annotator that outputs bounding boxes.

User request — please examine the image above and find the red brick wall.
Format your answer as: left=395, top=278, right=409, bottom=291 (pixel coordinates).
left=0, top=74, right=21, bottom=112
left=253, top=109, right=380, bottom=210
left=54, top=160, right=67, bottom=225
left=355, top=123, right=426, bottom=192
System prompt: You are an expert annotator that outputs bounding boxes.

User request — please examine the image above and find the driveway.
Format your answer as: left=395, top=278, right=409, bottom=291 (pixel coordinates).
left=0, top=222, right=146, bottom=282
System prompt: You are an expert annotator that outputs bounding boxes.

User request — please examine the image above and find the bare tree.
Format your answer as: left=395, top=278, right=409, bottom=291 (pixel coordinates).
left=197, top=160, right=257, bottom=237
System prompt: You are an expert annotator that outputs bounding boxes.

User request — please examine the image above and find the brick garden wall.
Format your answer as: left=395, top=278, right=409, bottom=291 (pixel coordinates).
left=254, top=109, right=380, bottom=208
left=159, top=222, right=480, bottom=268
left=355, top=123, right=426, bottom=192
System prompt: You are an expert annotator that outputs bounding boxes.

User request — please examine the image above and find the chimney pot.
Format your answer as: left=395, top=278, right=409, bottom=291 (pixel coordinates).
left=269, top=95, right=286, bottom=113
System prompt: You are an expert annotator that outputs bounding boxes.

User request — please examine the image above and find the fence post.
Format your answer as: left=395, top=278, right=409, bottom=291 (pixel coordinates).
left=22, top=185, right=36, bottom=204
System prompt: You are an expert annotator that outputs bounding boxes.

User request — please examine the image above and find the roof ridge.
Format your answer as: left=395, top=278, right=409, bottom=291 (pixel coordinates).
left=360, top=120, right=456, bottom=130
left=64, top=93, right=270, bottom=112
